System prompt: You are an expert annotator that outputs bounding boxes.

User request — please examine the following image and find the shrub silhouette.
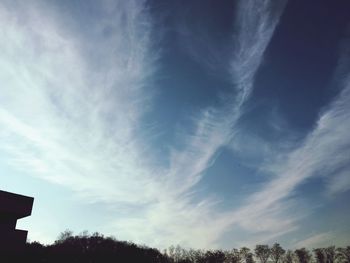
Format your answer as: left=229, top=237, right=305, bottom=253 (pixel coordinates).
left=11, top=231, right=169, bottom=263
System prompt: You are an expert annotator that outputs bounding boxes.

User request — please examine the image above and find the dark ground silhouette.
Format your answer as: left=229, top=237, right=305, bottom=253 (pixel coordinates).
left=1, top=190, right=349, bottom=262
left=1, top=230, right=349, bottom=263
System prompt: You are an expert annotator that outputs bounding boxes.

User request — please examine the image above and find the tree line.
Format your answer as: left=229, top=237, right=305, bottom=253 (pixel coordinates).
left=3, top=230, right=350, bottom=263
left=164, top=244, right=350, bottom=263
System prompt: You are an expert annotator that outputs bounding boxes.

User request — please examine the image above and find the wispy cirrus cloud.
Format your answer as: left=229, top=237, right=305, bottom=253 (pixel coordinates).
left=166, top=0, right=288, bottom=196
left=0, top=0, right=159, bottom=205
left=293, top=232, right=334, bottom=249
left=0, top=0, right=289, bottom=249
left=144, top=0, right=288, bottom=248
left=222, top=37, right=350, bottom=246
left=105, top=0, right=288, bottom=249
left=230, top=0, right=288, bottom=100
left=0, top=0, right=164, bottom=242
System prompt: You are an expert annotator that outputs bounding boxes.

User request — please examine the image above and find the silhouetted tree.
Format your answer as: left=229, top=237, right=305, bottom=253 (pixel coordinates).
left=168, top=245, right=188, bottom=262
left=295, top=248, right=311, bottom=263
left=5, top=230, right=349, bottom=263
left=314, top=248, right=327, bottom=263
left=55, top=229, right=74, bottom=244
left=283, top=250, right=296, bottom=263
left=204, top=250, right=226, bottom=263
left=240, top=247, right=252, bottom=263
left=315, top=247, right=336, bottom=263
left=25, top=241, right=47, bottom=263
left=184, top=248, right=205, bottom=263
left=271, top=243, right=286, bottom=263
left=325, top=246, right=336, bottom=263
left=226, top=248, right=242, bottom=263
left=336, top=247, right=350, bottom=263
left=44, top=231, right=169, bottom=263
left=246, top=252, right=256, bottom=263
left=255, top=245, right=271, bottom=263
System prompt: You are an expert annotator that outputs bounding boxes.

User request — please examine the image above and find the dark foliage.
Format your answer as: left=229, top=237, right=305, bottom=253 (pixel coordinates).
left=295, top=248, right=312, bottom=263
left=4, top=231, right=169, bottom=263
left=255, top=245, right=271, bottom=263
left=1, top=231, right=349, bottom=263
left=270, top=243, right=286, bottom=263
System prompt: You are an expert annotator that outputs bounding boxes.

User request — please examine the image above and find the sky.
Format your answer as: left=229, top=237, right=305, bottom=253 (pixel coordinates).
left=1, top=0, right=350, bottom=250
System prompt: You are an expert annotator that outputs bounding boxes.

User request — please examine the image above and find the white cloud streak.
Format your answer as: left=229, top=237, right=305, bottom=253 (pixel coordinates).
left=0, top=0, right=291, bottom=249
left=166, top=0, right=287, bottom=196
left=0, top=0, right=160, bottom=206
left=221, top=38, right=350, bottom=246
left=0, top=0, right=164, bottom=241
left=88, top=0, right=290, bottom=248
left=146, top=0, right=287, bottom=248
left=293, top=232, right=334, bottom=249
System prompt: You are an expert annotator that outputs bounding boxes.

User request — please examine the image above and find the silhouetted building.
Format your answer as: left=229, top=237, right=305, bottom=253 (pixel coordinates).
left=0, top=190, right=34, bottom=253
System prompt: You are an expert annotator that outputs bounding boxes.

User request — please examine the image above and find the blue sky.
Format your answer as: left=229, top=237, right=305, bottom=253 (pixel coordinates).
left=1, top=0, right=350, bottom=249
